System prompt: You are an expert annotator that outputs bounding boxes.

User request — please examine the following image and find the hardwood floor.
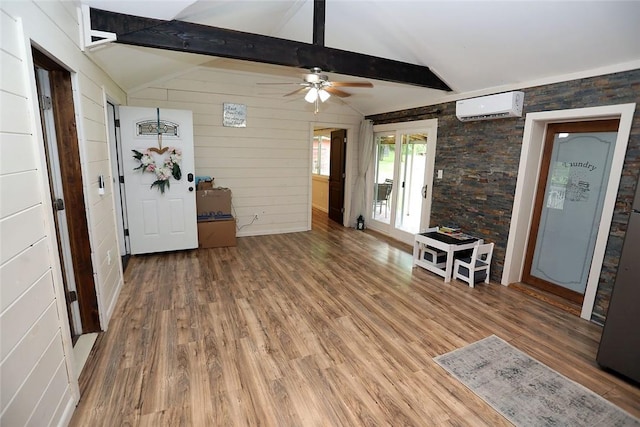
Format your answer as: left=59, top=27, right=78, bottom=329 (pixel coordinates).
left=71, top=210, right=640, bottom=426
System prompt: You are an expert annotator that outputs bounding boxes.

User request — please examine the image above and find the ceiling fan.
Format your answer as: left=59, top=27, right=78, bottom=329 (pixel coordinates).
left=261, top=67, right=374, bottom=113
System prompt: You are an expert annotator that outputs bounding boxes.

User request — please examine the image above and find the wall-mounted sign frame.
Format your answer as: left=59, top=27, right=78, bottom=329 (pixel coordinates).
left=223, top=103, right=247, bottom=127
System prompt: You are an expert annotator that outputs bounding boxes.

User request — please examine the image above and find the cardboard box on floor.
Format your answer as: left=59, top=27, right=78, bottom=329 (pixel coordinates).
left=196, top=187, right=235, bottom=247
left=198, top=218, right=236, bottom=248
left=196, top=187, right=232, bottom=220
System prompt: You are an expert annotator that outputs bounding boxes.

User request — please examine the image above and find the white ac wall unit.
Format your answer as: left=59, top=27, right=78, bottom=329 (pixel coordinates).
left=456, top=91, right=524, bottom=122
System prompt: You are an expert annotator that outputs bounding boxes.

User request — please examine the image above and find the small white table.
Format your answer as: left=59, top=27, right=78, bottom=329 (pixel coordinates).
left=413, top=230, right=482, bottom=282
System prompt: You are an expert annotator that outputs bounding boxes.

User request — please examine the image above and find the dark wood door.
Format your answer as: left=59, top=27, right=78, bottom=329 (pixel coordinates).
left=33, top=49, right=101, bottom=335
left=522, top=119, right=619, bottom=304
left=328, top=129, right=346, bottom=224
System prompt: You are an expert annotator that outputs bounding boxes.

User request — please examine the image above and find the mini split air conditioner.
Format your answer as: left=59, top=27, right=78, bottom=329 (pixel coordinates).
left=456, top=91, right=524, bottom=121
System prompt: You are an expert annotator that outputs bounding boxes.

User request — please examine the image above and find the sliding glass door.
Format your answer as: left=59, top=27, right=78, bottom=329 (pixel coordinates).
left=369, top=120, right=437, bottom=244
left=372, top=132, right=395, bottom=224
left=395, top=133, right=428, bottom=233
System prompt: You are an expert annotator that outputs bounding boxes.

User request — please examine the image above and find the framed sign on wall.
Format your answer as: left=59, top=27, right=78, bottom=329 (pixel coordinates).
left=223, top=103, right=247, bottom=127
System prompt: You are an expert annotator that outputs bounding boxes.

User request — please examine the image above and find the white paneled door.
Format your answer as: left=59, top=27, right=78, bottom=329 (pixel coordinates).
left=119, top=107, right=197, bottom=254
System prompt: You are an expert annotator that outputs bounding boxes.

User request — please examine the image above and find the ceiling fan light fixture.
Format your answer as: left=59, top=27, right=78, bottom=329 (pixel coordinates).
left=318, top=89, right=330, bottom=102
left=305, top=87, right=319, bottom=103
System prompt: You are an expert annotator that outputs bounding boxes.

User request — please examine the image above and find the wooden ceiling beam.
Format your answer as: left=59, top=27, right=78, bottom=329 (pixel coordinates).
left=90, top=8, right=452, bottom=91
left=313, top=0, right=326, bottom=46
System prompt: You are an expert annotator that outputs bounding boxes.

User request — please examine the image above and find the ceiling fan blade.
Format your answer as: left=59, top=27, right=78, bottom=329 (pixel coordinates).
left=257, top=82, right=300, bottom=85
left=283, top=87, right=309, bottom=97
left=330, top=81, right=374, bottom=88
left=324, top=87, right=351, bottom=98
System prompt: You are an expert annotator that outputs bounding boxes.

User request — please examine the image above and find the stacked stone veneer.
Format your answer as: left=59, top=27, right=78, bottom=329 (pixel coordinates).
left=367, top=69, right=640, bottom=324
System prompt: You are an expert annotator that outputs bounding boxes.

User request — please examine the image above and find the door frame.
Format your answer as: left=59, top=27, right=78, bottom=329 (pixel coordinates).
left=106, top=101, right=131, bottom=266
left=308, top=122, right=355, bottom=227
left=367, top=119, right=438, bottom=245
left=502, top=103, right=636, bottom=320
left=31, top=48, right=101, bottom=333
left=35, top=67, right=83, bottom=340
left=522, top=119, right=620, bottom=304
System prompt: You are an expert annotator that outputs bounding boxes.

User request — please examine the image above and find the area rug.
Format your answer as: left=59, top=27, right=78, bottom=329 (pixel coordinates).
left=434, top=335, right=640, bottom=427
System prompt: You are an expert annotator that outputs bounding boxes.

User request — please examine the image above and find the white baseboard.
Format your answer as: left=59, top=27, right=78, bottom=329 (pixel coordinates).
left=55, top=391, right=77, bottom=427
left=101, top=277, right=123, bottom=331
left=236, top=226, right=309, bottom=238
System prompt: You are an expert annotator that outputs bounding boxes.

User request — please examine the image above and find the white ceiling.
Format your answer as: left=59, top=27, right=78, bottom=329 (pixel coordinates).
left=82, top=0, right=640, bottom=115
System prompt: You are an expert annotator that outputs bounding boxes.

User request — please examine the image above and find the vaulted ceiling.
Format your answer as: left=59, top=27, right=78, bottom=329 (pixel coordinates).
left=82, top=0, right=640, bottom=115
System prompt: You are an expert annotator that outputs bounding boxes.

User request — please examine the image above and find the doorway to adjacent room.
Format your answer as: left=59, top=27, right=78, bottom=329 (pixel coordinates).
left=311, top=125, right=351, bottom=227
left=502, top=103, right=635, bottom=320
left=522, top=119, right=619, bottom=304
left=367, top=119, right=437, bottom=245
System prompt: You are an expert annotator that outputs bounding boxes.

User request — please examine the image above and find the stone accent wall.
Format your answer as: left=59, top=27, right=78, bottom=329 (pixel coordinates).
left=367, top=69, right=640, bottom=323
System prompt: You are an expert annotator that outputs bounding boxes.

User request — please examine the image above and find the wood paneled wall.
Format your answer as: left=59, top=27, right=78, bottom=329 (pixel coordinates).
left=0, top=1, right=126, bottom=425
left=128, top=67, right=363, bottom=235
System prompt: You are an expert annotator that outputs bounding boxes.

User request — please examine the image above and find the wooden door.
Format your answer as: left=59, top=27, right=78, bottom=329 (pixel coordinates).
left=120, top=106, right=198, bottom=254
left=328, top=129, right=346, bottom=224
left=33, top=49, right=101, bottom=335
left=523, top=120, right=619, bottom=303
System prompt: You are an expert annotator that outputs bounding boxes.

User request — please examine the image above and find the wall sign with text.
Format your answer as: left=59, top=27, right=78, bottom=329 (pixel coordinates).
left=223, top=103, right=247, bottom=127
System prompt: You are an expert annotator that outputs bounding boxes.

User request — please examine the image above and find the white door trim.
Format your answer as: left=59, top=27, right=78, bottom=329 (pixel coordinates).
left=106, top=101, right=129, bottom=257
left=501, top=103, right=636, bottom=320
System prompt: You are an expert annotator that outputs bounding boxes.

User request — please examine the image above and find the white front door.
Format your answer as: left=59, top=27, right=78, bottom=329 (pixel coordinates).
left=119, top=106, right=197, bottom=254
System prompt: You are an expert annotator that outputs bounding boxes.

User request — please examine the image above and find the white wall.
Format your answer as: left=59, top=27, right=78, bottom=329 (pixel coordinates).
left=312, top=175, right=329, bottom=212
left=0, top=1, right=125, bottom=425
left=78, top=65, right=126, bottom=324
left=128, top=67, right=363, bottom=235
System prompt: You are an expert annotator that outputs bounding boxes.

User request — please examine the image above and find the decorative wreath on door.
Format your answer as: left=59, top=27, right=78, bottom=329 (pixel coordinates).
left=132, top=147, right=182, bottom=194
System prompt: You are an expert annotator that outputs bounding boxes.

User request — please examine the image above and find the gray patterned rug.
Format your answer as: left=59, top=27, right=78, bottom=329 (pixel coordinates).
left=434, top=335, right=640, bottom=427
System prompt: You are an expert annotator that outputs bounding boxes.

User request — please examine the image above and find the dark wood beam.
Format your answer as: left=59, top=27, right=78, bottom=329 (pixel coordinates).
left=313, top=0, right=325, bottom=46
left=90, top=8, right=451, bottom=91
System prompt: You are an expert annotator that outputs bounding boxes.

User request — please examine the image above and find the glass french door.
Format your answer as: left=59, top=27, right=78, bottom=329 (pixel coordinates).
left=370, top=121, right=437, bottom=244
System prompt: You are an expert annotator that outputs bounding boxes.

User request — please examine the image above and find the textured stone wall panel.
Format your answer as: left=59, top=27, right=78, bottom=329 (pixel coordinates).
left=368, top=69, right=640, bottom=323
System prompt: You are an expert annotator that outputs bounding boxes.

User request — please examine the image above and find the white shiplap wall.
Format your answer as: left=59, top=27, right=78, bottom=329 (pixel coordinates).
left=77, top=67, right=125, bottom=324
left=1, top=1, right=126, bottom=425
left=0, top=7, right=76, bottom=426
left=128, top=67, right=363, bottom=236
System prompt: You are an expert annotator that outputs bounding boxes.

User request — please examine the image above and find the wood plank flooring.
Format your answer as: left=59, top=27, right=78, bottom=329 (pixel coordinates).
left=71, top=210, right=640, bottom=426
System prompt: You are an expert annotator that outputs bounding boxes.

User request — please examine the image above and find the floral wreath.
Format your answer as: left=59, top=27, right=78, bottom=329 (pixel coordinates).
left=132, top=147, right=182, bottom=194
